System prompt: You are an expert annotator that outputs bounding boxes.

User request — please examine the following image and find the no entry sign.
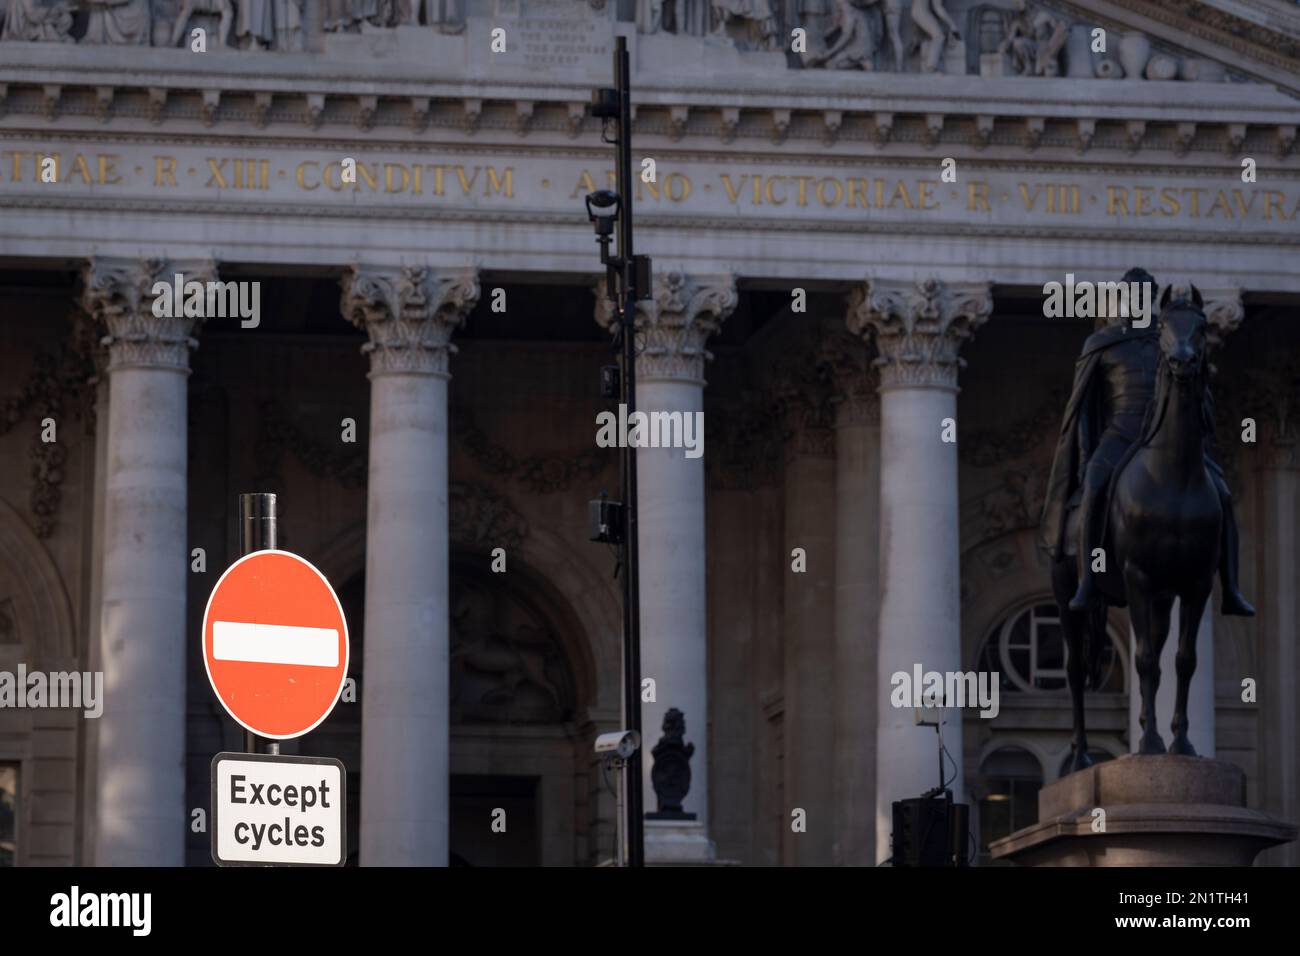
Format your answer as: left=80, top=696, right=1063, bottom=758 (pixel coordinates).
left=202, top=550, right=349, bottom=740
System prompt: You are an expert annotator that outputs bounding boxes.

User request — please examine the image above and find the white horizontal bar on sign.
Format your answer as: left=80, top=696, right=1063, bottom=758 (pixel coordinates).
left=213, top=621, right=339, bottom=668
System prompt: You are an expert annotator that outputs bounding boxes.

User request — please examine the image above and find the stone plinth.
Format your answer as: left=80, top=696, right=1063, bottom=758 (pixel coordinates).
left=645, top=820, right=722, bottom=866
left=990, top=755, right=1297, bottom=866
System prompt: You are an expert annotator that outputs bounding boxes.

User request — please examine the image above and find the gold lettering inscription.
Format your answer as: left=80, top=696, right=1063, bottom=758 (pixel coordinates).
left=155, top=156, right=178, bottom=187
left=765, top=176, right=787, bottom=206
left=1106, top=186, right=1129, bottom=216
left=66, top=154, right=93, bottom=185
left=97, top=155, right=123, bottom=186
left=665, top=172, right=690, bottom=202
left=486, top=166, right=513, bottom=198
left=296, top=160, right=319, bottom=191
left=6, top=149, right=1300, bottom=227
left=206, top=159, right=228, bottom=188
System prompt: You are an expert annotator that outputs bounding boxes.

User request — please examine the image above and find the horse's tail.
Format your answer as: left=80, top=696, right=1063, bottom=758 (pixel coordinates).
left=1086, top=603, right=1109, bottom=690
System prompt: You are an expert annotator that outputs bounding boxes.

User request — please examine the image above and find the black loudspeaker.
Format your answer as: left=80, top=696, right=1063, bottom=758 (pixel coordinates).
left=950, top=802, right=970, bottom=868
left=587, top=497, right=624, bottom=544
left=891, top=791, right=969, bottom=867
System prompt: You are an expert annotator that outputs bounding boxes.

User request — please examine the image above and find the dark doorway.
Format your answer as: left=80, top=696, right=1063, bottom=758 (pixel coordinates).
left=449, top=775, right=540, bottom=866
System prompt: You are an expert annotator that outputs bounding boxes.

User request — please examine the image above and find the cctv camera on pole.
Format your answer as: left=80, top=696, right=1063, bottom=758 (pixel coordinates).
left=587, top=35, right=651, bottom=869
left=594, top=730, right=641, bottom=868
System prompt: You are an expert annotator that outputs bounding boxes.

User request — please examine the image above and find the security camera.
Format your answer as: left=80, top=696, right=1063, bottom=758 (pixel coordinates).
left=594, top=730, right=640, bottom=760
left=585, top=190, right=621, bottom=238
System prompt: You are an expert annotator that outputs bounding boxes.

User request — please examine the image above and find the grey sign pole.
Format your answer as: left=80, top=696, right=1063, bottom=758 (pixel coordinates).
left=237, top=492, right=278, bottom=757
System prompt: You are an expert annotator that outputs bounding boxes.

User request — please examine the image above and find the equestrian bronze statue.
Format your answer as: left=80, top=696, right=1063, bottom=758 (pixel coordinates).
left=1041, top=271, right=1254, bottom=773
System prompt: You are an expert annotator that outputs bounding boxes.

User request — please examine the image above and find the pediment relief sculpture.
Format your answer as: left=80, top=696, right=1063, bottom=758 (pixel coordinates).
left=0, top=0, right=1282, bottom=89
left=0, top=0, right=74, bottom=41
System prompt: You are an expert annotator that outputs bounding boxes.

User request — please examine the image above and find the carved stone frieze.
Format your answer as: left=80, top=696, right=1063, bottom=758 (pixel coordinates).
left=0, top=310, right=99, bottom=538
left=449, top=563, right=578, bottom=726
left=452, top=408, right=609, bottom=494
left=448, top=480, right=529, bottom=553
left=959, top=386, right=1068, bottom=468
left=254, top=399, right=367, bottom=490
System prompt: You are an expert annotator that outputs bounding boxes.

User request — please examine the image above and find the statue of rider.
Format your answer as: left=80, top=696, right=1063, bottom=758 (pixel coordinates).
left=1041, top=268, right=1254, bottom=616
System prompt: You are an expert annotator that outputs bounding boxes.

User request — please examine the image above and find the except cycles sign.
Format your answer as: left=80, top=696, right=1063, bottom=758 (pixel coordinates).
left=211, top=753, right=347, bottom=867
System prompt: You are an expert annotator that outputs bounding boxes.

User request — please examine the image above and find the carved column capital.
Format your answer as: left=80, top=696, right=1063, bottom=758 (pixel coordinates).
left=342, top=265, right=480, bottom=377
left=820, top=331, right=881, bottom=427
left=706, top=389, right=784, bottom=490
left=1203, top=288, right=1244, bottom=352
left=80, top=257, right=215, bottom=373
left=1160, top=283, right=1243, bottom=353
left=594, top=271, right=737, bottom=384
left=847, top=278, right=992, bottom=392
left=770, top=345, right=836, bottom=462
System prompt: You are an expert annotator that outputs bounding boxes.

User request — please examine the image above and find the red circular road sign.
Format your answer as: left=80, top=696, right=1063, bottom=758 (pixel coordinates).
left=202, top=550, right=350, bottom=740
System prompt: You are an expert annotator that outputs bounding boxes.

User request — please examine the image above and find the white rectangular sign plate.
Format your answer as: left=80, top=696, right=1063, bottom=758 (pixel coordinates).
left=211, top=752, right=347, bottom=867
left=212, top=620, right=340, bottom=667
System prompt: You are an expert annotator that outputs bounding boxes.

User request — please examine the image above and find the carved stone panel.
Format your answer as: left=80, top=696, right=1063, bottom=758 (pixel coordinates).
left=449, top=571, right=576, bottom=725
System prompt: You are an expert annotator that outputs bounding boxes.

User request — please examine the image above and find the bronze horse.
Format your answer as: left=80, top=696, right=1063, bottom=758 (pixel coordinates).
left=1052, top=288, right=1220, bottom=771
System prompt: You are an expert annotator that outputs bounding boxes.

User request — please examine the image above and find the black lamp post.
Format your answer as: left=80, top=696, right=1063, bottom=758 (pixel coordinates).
left=587, top=34, right=651, bottom=868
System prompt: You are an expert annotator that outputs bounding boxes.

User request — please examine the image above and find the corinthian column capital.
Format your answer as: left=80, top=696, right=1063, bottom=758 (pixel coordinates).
left=1203, top=288, right=1244, bottom=352
left=80, top=257, right=216, bottom=373
left=819, top=331, right=881, bottom=427
left=342, top=265, right=479, bottom=377
left=847, top=278, right=992, bottom=392
left=1159, top=283, right=1243, bottom=354
left=594, top=271, right=738, bottom=384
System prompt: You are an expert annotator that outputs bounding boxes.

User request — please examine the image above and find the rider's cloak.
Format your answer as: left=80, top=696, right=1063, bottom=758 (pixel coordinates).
left=1039, top=323, right=1158, bottom=561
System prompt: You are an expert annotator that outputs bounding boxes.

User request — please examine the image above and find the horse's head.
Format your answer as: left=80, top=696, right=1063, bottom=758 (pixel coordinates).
left=1157, top=284, right=1208, bottom=383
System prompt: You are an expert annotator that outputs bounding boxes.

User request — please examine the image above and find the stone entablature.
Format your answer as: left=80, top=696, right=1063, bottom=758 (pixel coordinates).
left=3, top=1, right=1297, bottom=89
left=2, top=39, right=1297, bottom=151
left=1, top=4, right=1298, bottom=287
left=2, top=0, right=1299, bottom=153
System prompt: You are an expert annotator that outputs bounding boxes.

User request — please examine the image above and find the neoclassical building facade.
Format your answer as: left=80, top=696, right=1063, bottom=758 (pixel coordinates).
left=0, top=0, right=1298, bottom=866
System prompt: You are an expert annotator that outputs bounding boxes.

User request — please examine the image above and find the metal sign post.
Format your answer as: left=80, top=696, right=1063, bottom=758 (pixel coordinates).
left=587, top=35, right=650, bottom=868
left=613, top=35, right=646, bottom=870
left=238, top=493, right=277, bottom=756
left=206, top=492, right=351, bottom=867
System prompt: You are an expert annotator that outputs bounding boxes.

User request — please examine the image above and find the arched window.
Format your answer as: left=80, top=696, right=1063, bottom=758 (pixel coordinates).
left=977, top=602, right=1126, bottom=694
left=974, top=746, right=1042, bottom=862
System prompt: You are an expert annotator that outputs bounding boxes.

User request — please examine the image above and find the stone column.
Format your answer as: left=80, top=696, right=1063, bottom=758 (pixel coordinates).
left=824, top=335, right=882, bottom=866
left=773, top=342, right=837, bottom=866
left=1252, top=377, right=1299, bottom=865
left=82, top=256, right=214, bottom=866
left=79, top=315, right=111, bottom=866
left=848, top=278, right=992, bottom=863
left=343, top=264, right=479, bottom=867
left=596, top=271, right=736, bottom=860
